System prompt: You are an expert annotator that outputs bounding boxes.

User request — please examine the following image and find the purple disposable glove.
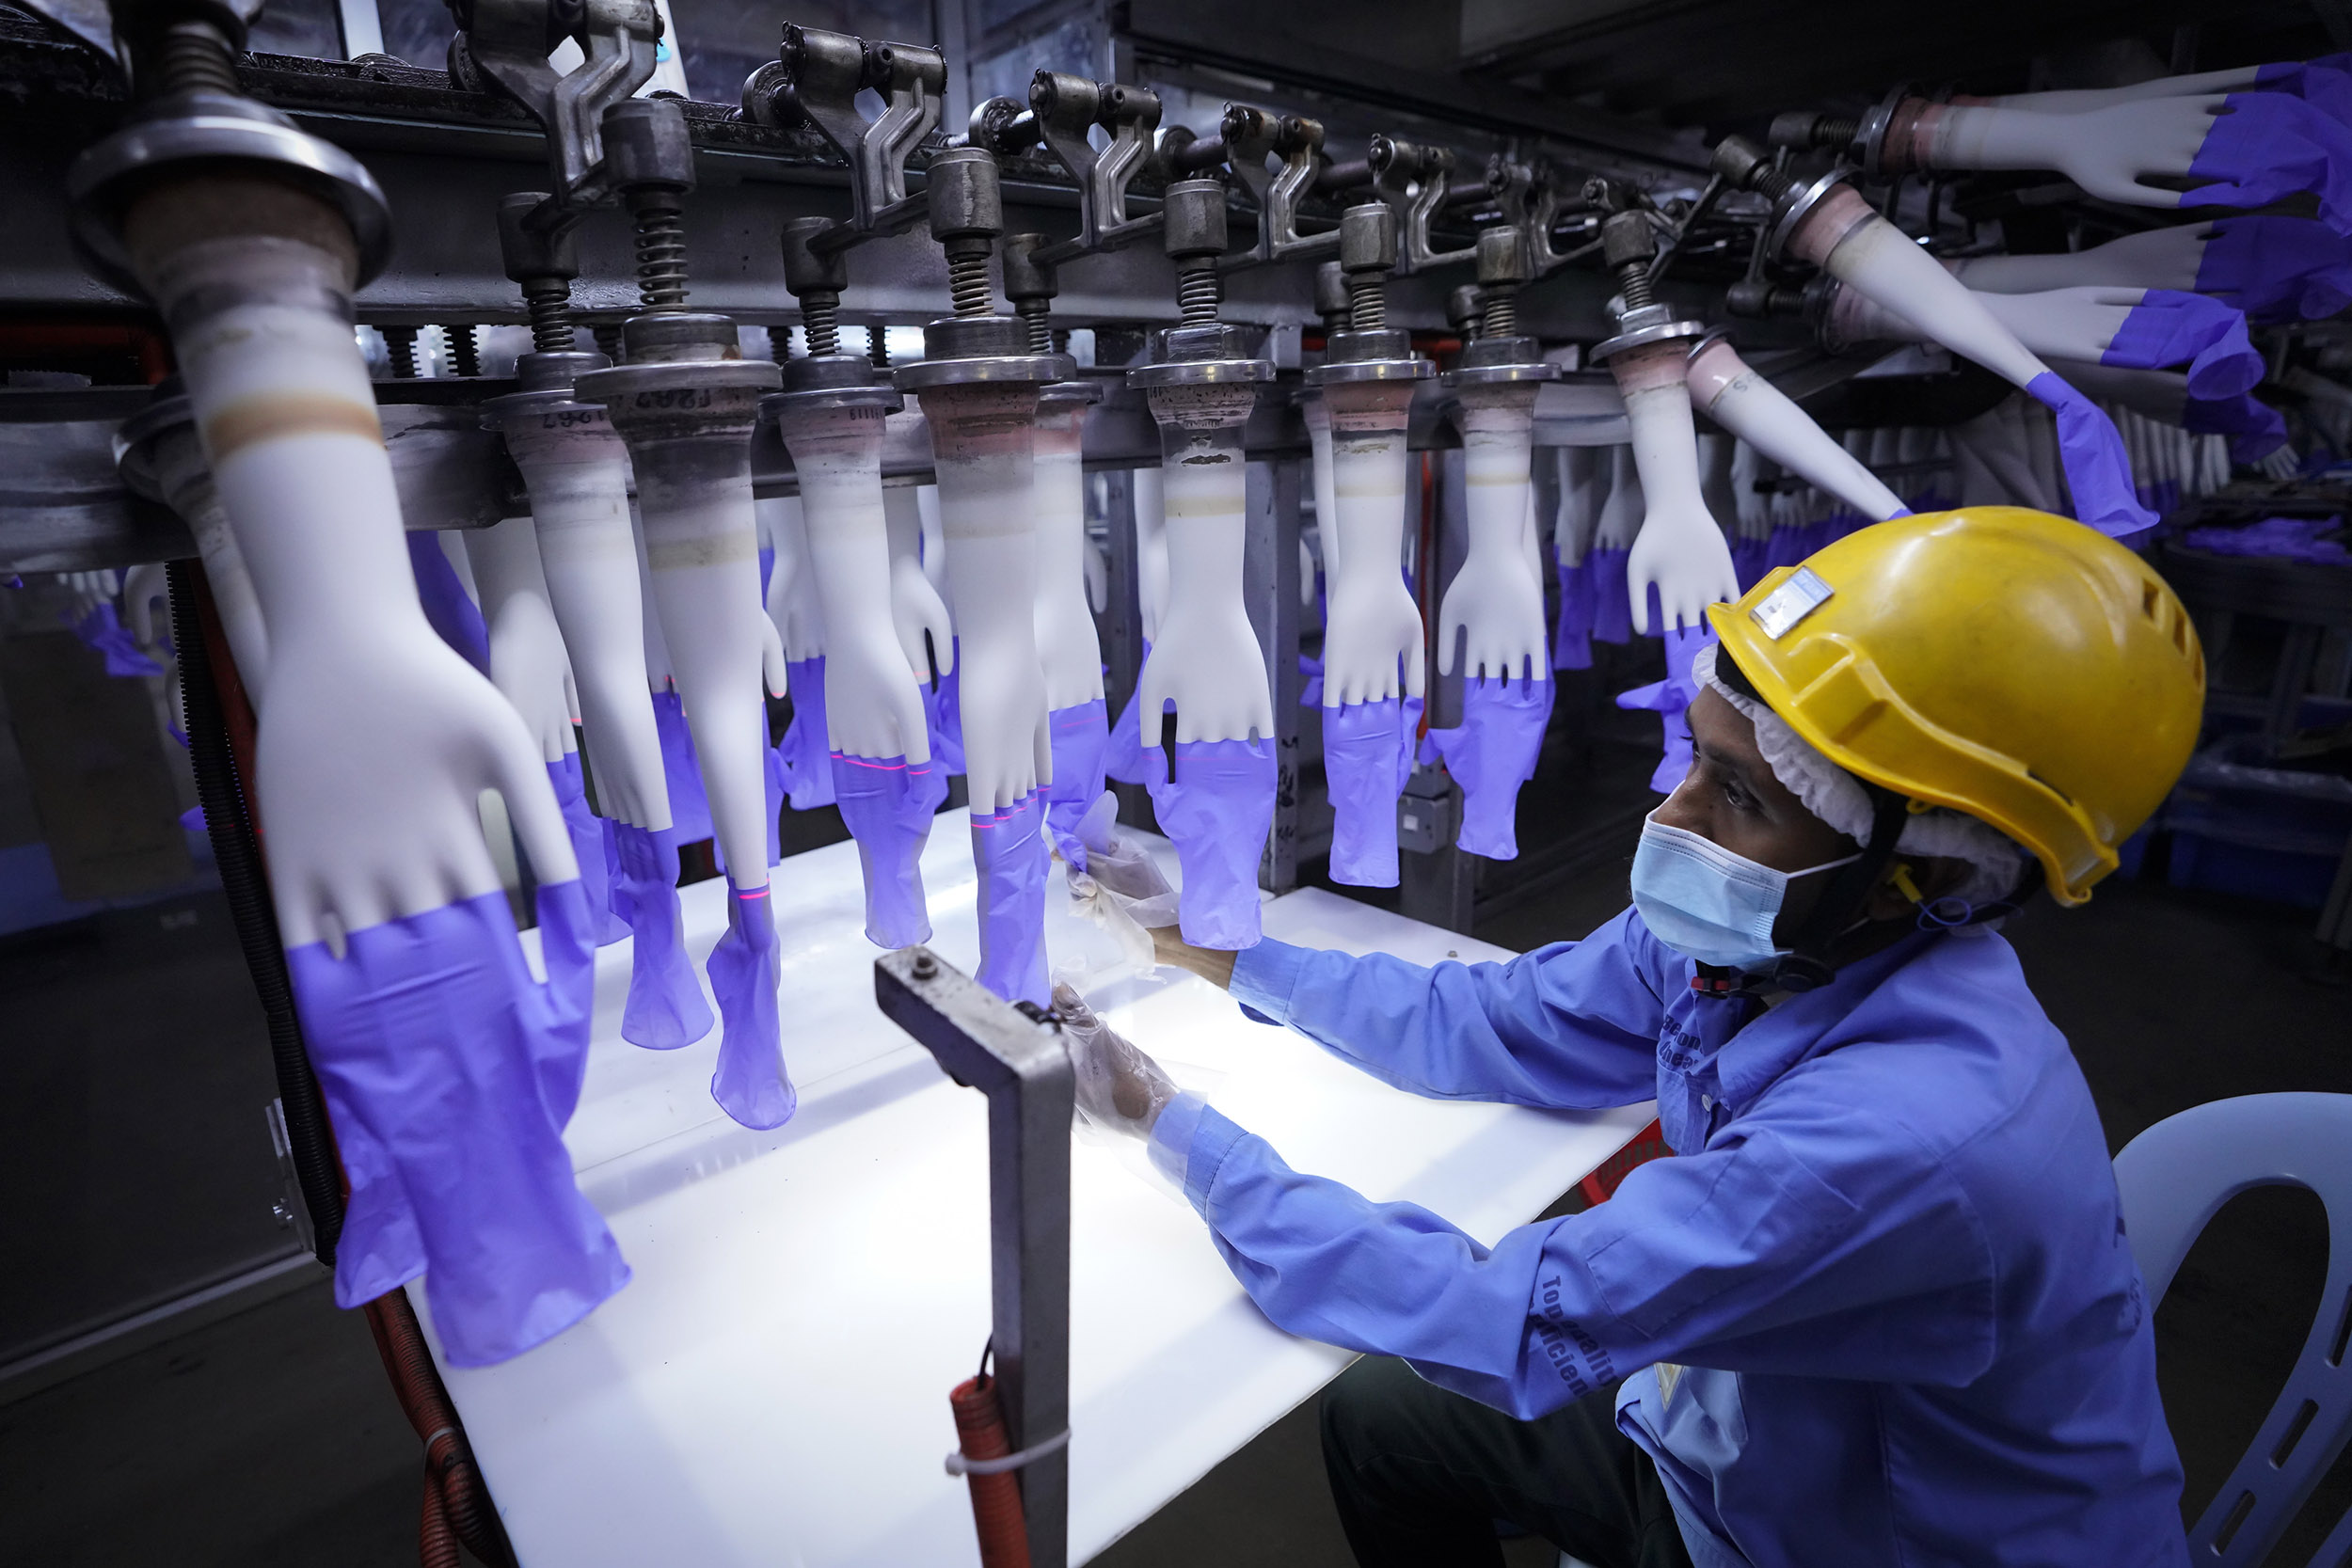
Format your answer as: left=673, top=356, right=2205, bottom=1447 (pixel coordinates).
left=547, top=754, right=624, bottom=947
left=1103, top=681, right=1147, bottom=785
left=1144, top=737, right=1275, bottom=950
left=405, top=533, right=490, bottom=676
left=70, top=602, right=165, bottom=678
left=1615, top=623, right=1713, bottom=795
left=776, top=656, right=835, bottom=811
left=831, top=752, right=946, bottom=948
left=1731, top=535, right=1773, bottom=593
left=651, top=689, right=714, bottom=846
left=1042, top=699, right=1109, bottom=872
left=2024, top=373, right=2162, bottom=538
left=1297, top=651, right=1325, bottom=708
left=1588, top=546, right=1633, bottom=644
left=2185, top=388, right=2292, bottom=462
left=707, top=881, right=794, bottom=1130
left=969, top=792, right=1051, bottom=1006
left=286, top=886, right=629, bottom=1366
left=925, top=648, right=966, bottom=778
left=1432, top=676, right=1553, bottom=859
left=1324, top=697, right=1420, bottom=887
left=2184, top=92, right=2352, bottom=236
left=1552, top=558, right=1594, bottom=671
left=2180, top=515, right=2350, bottom=562
left=608, top=822, right=714, bottom=1051
left=2104, top=291, right=2264, bottom=398
left=2258, top=54, right=2352, bottom=128
left=2195, top=215, right=2352, bottom=325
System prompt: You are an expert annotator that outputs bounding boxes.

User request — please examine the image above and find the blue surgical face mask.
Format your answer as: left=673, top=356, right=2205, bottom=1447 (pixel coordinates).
left=1630, top=811, right=1861, bottom=972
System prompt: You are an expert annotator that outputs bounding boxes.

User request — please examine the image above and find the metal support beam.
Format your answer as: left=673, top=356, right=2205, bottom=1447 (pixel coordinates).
left=872, top=947, right=1073, bottom=1568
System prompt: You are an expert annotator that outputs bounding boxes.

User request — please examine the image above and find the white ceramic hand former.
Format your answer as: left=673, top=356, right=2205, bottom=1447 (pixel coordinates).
left=918, top=382, right=1055, bottom=810
left=502, top=404, right=671, bottom=829
left=121, top=562, right=170, bottom=646
left=1554, top=446, right=1603, bottom=565
left=1031, top=389, right=1105, bottom=710
left=759, top=494, right=826, bottom=664
left=1918, top=98, right=2226, bottom=209
left=1949, top=224, right=2207, bottom=295
left=1438, top=388, right=1549, bottom=682
left=882, top=432, right=954, bottom=684
left=777, top=401, right=930, bottom=764
left=1318, top=380, right=1425, bottom=706
left=1687, top=339, right=1907, bottom=522
left=1595, top=444, right=1645, bottom=551
left=1130, top=464, right=1170, bottom=644
left=153, top=237, right=575, bottom=947
left=1138, top=384, right=1275, bottom=741
left=464, top=517, right=577, bottom=765
left=1983, top=67, right=2262, bottom=114
left=1610, top=341, right=1739, bottom=635
left=1301, top=391, right=1340, bottom=584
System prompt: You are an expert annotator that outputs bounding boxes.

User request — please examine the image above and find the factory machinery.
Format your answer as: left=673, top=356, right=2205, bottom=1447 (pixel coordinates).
left=4, top=2, right=2350, bottom=1562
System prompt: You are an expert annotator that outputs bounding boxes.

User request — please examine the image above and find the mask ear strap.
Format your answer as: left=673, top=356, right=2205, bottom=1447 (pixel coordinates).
left=1759, top=784, right=1911, bottom=993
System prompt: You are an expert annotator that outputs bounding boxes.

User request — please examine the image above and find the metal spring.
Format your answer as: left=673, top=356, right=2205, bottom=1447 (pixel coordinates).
left=633, top=205, right=690, bottom=310
left=868, top=325, right=888, bottom=368
left=948, top=250, right=992, bottom=319
left=1017, top=297, right=1053, bottom=353
left=803, top=298, right=839, bottom=357
left=381, top=325, right=420, bottom=378
left=1178, top=264, right=1222, bottom=327
left=521, top=277, right=572, bottom=354
left=153, top=22, right=240, bottom=96
left=1615, top=262, right=1657, bottom=312
left=1480, top=285, right=1517, bottom=339
left=443, top=325, right=481, bottom=378
left=1348, top=276, right=1384, bottom=332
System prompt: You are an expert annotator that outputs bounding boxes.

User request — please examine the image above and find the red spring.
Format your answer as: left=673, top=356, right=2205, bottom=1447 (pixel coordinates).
left=949, top=1374, right=1032, bottom=1568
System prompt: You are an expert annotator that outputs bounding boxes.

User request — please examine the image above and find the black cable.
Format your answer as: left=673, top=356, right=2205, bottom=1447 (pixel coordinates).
left=167, top=561, right=344, bottom=1265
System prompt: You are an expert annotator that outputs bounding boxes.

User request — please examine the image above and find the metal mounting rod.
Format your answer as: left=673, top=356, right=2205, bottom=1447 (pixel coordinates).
left=874, top=947, right=1073, bottom=1568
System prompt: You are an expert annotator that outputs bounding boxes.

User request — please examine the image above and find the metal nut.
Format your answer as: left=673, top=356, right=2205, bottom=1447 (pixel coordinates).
left=496, top=191, right=578, bottom=283
left=602, top=97, right=695, bottom=192
left=1161, top=177, right=1228, bottom=261
left=1599, top=210, right=1656, bottom=270
left=780, top=215, right=848, bottom=295
left=926, top=146, right=1003, bottom=243
left=1339, top=202, right=1395, bottom=277
left=1475, top=226, right=1526, bottom=287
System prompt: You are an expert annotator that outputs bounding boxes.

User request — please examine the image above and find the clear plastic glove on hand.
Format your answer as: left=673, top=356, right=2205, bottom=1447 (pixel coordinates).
left=1054, top=981, right=1179, bottom=1142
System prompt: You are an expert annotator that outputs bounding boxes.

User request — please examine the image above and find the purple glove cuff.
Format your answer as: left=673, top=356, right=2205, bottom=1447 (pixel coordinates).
left=1042, top=699, right=1110, bottom=872
left=924, top=652, right=967, bottom=778
left=776, top=656, right=836, bottom=811
left=548, top=755, right=625, bottom=947
left=970, top=792, right=1052, bottom=1006
left=707, top=880, right=794, bottom=1130
left=2196, top=215, right=2352, bottom=325
left=405, top=533, right=491, bottom=675
left=1144, top=737, right=1276, bottom=950
left=1588, top=546, right=1633, bottom=645
left=2184, top=388, right=2292, bottom=462
left=1614, top=623, right=1713, bottom=796
left=651, top=689, right=715, bottom=846
left=1324, top=697, right=1419, bottom=887
left=2025, top=373, right=2162, bottom=538
left=1432, top=676, right=1552, bottom=860
left=2103, top=290, right=2264, bottom=399
left=1553, top=559, right=1594, bottom=671
left=832, top=752, right=947, bottom=948
left=287, top=888, right=629, bottom=1366
left=2184, top=91, right=2352, bottom=236
left=609, top=822, right=715, bottom=1051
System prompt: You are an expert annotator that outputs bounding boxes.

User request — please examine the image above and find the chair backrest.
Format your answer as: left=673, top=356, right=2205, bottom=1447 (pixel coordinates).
left=2112, top=1093, right=2352, bottom=1568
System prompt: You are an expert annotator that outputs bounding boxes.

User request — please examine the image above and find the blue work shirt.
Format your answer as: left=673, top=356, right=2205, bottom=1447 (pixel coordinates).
left=1148, top=908, right=2187, bottom=1568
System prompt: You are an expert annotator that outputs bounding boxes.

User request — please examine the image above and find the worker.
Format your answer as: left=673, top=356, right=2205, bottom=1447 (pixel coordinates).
left=1060, top=508, right=2205, bottom=1568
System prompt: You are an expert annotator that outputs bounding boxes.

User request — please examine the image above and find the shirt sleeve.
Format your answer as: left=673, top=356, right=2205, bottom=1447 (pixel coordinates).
left=1155, top=1074, right=1999, bottom=1422
left=1224, top=907, right=1668, bottom=1110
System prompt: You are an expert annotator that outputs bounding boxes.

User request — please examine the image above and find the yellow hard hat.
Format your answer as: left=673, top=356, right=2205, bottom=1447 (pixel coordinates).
left=1707, top=507, right=2204, bottom=906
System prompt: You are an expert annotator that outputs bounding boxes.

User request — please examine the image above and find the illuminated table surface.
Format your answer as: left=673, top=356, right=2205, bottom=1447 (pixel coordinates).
left=426, top=814, right=1653, bottom=1565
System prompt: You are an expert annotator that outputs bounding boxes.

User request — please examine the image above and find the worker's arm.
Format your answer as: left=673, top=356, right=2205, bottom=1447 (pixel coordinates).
left=1148, top=1065, right=2000, bottom=1419
left=1166, top=907, right=1668, bottom=1110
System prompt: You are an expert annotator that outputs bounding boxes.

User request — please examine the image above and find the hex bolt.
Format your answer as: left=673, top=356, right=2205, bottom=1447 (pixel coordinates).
left=780, top=215, right=849, bottom=356
left=1161, top=177, right=1229, bottom=326
left=1447, top=283, right=1484, bottom=341
left=910, top=951, right=938, bottom=980
left=1314, top=260, right=1351, bottom=337
left=1475, top=227, right=1526, bottom=338
left=925, top=147, right=1003, bottom=320
left=1599, top=211, right=1659, bottom=312
left=1768, top=110, right=1859, bottom=155
left=498, top=192, right=580, bottom=355
left=1002, top=232, right=1058, bottom=353
left=1710, top=135, right=1794, bottom=202
left=602, top=97, right=698, bottom=313
left=1338, top=201, right=1395, bottom=331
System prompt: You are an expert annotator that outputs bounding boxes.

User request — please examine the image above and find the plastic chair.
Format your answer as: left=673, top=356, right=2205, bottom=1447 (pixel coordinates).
left=2113, top=1092, right=2352, bottom=1566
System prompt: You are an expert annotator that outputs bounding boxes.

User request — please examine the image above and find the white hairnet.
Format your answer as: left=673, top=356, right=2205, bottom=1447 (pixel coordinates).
left=1692, top=642, right=2028, bottom=908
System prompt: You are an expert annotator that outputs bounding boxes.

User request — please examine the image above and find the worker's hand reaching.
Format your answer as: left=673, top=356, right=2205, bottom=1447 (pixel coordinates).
left=1055, top=982, right=1180, bottom=1141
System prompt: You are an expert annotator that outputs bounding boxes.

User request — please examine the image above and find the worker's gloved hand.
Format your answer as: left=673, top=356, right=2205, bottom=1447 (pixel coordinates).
left=1324, top=697, right=1420, bottom=888
left=1056, top=792, right=1179, bottom=990
left=1041, top=699, right=1109, bottom=872
left=707, top=881, right=795, bottom=1130
left=1054, top=982, right=1179, bottom=1142
left=2185, top=92, right=2352, bottom=235
left=1144, top=737, right=1276, bottom=950
left=609, top=822, right=715, bottom=1051
left=548, top=754, right=625, bottom=946
left=287, top=887, right=630, bottom=1367
left=971, top=791, right=1052, bottom=1006
left=2195, top=215, right=2352, bottom=325
left=1432, top=675, right=1553, bottom=860
left=776, top=656, right=835, bottom=811
left=652, top=689, right=715, bottom=846
left=831, top=752, right=947, bottom=949
left=2185, top=386, right=2293, bottom=461
left=2103, top=290, right=2264, bottom=397
left=2022, top=374, right=2161, bottom=539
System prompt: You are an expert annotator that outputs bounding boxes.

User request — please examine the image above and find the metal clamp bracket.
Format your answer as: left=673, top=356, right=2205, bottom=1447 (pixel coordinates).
left=1027, top=71, right=1164, bottom=267
left=1223, top=104, right=1335, bottom=270
left=451, top=0, right=660, bottom=216
left=1369, top=135, right=1489, bottom=276
left=1488, top=157, right=1599, bottom=278
left=752, top=24, right=945, bottom=253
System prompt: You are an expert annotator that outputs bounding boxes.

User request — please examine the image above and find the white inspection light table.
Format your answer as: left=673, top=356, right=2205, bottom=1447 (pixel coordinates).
left=424, top=814, right=1654, bottom=1565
